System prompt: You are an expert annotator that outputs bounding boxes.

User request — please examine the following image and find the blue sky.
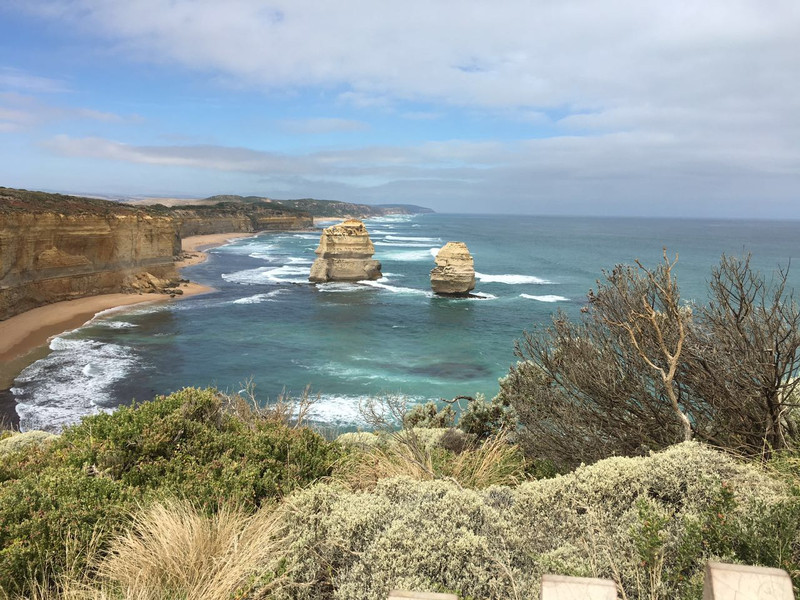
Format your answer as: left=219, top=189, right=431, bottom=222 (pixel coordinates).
left=1, top=1, right=799, bottom=217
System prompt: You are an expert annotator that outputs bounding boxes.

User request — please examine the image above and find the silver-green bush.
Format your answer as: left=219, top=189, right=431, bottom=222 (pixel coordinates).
left=272, top=442, right=794, bottom=600
left=0, top=430, right=56, bottom=456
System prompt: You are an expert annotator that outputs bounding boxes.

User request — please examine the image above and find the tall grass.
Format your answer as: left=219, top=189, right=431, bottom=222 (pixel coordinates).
left=34, top=500, right=285, bottom=600
left=336, top=430, right=526, bottom=490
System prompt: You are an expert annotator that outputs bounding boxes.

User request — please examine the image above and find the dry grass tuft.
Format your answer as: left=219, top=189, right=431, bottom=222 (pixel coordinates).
left=99, top=500, right=283, bottom=600
left=32, top=499, right=286, bottom=600
left=336, top=430, right=526, bottom=490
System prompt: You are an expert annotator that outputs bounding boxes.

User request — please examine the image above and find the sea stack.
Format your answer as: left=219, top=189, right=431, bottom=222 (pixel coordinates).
left=309, top=219, right=382, bottom=282
left=430, top=241, right=476, bottom=296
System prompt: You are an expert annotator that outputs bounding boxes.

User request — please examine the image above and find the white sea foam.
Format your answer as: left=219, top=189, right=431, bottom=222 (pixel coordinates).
left=471, top=292, right=499, bottom=299
left=98, top=320, right=138, bottom=329
left=306, top=396, right=367, bottom=425
left=368, top=214, right=414, bottom=223
left=385, top=235, right=442, bottom=243
left=291, top=234, right=319, bottom=240
left=218, top=241, right=274, bottom=256
left=476, top=272, right=552, bottom=285
left=302, top=393, right=430, bottom=425
left=222, top=264, right=310, bottom=285
left=358, top=280, right=433, bottom=296
left=380, top=248, right=440, bottom=262
left=13, top=338, right=140, bottom=432
left=248, top=252, right=279, bottom=261
left=232, top=290, right=288, bottom=304
left=316, top=282, right=366, bottom=293
left=520, top=294, right=569, bottom=302
left=374, top=241, right=433, bottom=248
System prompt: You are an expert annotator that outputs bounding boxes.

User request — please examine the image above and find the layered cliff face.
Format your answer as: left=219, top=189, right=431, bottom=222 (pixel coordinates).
left=430, top=242, right=476, bottom=296
left=309, top=219, right=382, bottom=282
left=171, top=204, right=313, bottom=237
left=0, top=192, right=180, bottom=320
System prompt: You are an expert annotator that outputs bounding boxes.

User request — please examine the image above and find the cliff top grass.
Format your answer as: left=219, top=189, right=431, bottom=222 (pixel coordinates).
left=0, top=187, right=431, bottom=219
left=0, top=187, right=145, bottom=215
left=272, top=197, right=432, bottom=217
left=0, top=187, right=311, bottom=220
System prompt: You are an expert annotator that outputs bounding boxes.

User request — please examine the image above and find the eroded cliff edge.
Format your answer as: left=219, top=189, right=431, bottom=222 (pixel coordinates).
left=0, top=188, right=315, bottom=321
left=0, top=189, right=181, bottom=320
left=167, top=202, right=313, bottom=236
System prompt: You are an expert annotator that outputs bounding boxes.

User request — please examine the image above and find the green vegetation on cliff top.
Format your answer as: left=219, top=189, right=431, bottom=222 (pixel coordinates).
left=0, top=187, right=143, bottom=215
left=0, top=388, right=797, bottom=599
left=202, top=194, right=433, bottom=217
left=0, top=187, right=432, bottom=219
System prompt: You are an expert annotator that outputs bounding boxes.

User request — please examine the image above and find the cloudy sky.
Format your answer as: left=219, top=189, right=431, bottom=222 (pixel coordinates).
left=1, top=1, right=799, bottom=217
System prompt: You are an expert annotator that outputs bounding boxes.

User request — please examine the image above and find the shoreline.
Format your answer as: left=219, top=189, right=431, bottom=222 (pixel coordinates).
left=0, top=232, right=255, bottom=430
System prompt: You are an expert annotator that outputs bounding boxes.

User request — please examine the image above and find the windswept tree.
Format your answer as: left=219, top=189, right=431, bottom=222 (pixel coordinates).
left=686, top=255, right=800, bottom=456
left=501, top=252, right=800, bottom=467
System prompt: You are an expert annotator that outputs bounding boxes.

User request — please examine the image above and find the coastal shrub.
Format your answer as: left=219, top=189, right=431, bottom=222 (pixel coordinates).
left=403, top=401, right=456, bottom=429
left=0, top=387, right=340, bottom=598
left=0, top=430, right=55, bottom=456
left=458, top=394, right=517, bottom=440
left=0, top=465, right=133, bottom=594
left=55, top=387, right=341, bottom=508
left=504, top=253, right=800, bottom=467
left=273, top=443, right=798, bottom=600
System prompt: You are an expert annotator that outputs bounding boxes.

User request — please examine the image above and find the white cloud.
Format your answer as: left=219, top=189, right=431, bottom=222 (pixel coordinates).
left=277, top=117, right=369, bottom=134
left=0, top=67, right=69, bottom=93
left=42, top=130, right=800, bottom=217
left=0, top=92, right=133, bottom=132
left=8, top=1, right=800, bottom=216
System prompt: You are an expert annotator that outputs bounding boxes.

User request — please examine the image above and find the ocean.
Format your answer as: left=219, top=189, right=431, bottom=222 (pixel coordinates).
left=8, top=214, right=800, bottom=432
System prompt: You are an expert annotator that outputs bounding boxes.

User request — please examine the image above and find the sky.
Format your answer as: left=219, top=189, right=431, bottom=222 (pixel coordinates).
left=0, top=1, right=799, bottom=217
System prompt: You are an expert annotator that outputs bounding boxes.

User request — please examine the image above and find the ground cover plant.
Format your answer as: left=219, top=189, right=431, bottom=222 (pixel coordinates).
left=0, top=387, right=341, bottom=599
left=267, top=442, right=800, bottom=600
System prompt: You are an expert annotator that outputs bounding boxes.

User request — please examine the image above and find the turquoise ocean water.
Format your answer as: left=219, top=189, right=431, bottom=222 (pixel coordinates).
left=9, top=214, right=800, bottom=432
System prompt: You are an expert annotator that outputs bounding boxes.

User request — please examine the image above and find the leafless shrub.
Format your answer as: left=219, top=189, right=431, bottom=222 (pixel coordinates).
left=224, top=378, right=317, bottom=429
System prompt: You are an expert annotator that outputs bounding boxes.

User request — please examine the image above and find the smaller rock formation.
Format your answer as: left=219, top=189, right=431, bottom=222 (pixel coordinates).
left=309, top=219, right=382, bottom=282
left=430, top=242, right=476, bottom=296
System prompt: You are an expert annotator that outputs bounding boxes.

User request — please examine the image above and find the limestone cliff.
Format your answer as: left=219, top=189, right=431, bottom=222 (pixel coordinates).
left=170, top=203, right=313, bottom=237
left=309, top=219, right=382, bottom=282
left=0, top=189, right=180, bottom=320
left=430, top=242, right=476, bottom=296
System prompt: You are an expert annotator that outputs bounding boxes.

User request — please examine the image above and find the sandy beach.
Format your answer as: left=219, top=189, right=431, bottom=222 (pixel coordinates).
left=0, top=233, right=254, bottom=425
left=177, top=232, right=256, bottom=267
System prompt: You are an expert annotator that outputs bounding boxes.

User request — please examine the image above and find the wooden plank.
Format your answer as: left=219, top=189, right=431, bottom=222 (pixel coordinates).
left=703, top=561, right=793, bottom=600
left=541, top=574, right=618, bottom=600
left=388, top=591, right=458, bottom=600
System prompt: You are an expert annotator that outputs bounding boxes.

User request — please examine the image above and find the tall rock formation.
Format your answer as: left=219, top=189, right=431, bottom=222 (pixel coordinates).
left=430, top=242, right=476, bottom=296
left=308, top=219, right=382, bottom=282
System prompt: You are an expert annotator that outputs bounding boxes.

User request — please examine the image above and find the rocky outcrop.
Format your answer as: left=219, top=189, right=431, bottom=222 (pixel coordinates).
left=430, top=242, right=476, bottom=296
left=171, top=204, right=313, bottom=237
left=309, top=219, right=382, bottom=282
left=0, top=190, right=181, bottom=320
